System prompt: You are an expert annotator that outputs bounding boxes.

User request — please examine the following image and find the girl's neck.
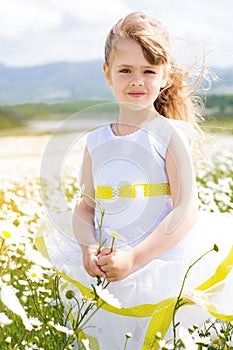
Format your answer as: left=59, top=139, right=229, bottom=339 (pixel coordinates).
left=114, top=106, right=159, bottom=136
left=118, top=106, right=158, bottom=125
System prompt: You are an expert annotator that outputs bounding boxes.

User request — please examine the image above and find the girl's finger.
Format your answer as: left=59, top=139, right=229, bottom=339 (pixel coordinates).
left=99, top=248, right=111, bottom=256
left=98, top=255, right=109, bottom=266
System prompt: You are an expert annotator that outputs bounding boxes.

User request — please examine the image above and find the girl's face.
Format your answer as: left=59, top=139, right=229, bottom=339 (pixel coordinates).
left=103, top=38, right=167, bottom=112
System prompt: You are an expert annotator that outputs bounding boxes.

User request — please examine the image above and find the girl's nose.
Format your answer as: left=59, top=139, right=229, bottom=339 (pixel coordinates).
left=130, top=74, right=144, bottom=86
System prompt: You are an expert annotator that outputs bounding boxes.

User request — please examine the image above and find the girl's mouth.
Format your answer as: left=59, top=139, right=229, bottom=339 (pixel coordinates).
left=127, top=92, right=146, bottom=98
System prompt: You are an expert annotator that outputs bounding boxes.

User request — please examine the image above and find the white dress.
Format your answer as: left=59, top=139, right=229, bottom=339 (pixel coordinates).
left=36, top=115, right=233, bottom=350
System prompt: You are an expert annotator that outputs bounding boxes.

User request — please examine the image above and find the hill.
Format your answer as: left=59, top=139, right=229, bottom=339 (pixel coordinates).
left=0, top=60, right=232, bottom=105
left=0, top=60, right=112, bottom=105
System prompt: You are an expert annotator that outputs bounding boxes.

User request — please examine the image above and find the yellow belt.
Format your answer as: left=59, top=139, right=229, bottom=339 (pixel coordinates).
left=95, top=183, right=171, bottom=199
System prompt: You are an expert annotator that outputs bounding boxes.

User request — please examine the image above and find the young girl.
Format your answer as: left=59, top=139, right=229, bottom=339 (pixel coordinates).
left=38, top=11, right=233, bottom=349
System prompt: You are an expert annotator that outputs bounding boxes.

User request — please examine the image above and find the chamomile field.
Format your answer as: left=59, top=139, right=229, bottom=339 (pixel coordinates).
left=0, top=125, right=233, bottom=349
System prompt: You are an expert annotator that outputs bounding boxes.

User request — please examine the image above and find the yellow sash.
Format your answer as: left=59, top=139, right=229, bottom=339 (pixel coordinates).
left=96, top=183, right=171, bottom=199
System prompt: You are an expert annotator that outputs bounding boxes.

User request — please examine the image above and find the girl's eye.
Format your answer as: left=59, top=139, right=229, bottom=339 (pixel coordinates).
left=144, top=70, right=156, bottom=74
left=119, top=68, right=130, bottom=73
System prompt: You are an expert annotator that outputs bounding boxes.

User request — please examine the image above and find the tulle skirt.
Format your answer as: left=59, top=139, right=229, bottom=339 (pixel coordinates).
left=36, top=211, right=233, bottom=349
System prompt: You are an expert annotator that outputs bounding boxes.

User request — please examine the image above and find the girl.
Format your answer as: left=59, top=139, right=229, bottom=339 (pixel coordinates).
left=38, top=11, right=233, bottom=349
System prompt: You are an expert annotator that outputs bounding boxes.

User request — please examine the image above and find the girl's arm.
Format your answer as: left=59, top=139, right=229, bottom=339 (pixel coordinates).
left=131, top=128, right=199, bottom=270
left=98, top=129, right=199, bottom=281
left=72, top=146, right=105, bottom=278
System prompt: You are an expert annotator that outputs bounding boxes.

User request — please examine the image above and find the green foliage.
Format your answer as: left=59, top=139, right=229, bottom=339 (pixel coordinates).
left=0, top=100, right=111, bottom=126
left=204, top=94, right=233, bottom=118
left=0, top=107, right=22, bottom=129
left=0, top=99, right=120, bottom=132
left=0, top=95, right=233, bottom=130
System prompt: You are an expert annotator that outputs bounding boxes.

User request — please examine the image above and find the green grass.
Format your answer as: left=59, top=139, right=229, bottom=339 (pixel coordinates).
left=201, top=117, right=233, bottom=134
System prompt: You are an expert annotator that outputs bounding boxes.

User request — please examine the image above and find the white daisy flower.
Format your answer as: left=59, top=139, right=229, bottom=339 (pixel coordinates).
left=125, top=332, right=132, bottom=339
left=5, top=336, right=11, bottom=344
left=2, top=274, right=11, bottom=283
left=104, top=228, right=123, bottom=240
left=26, top=265, right=44, bottom=283
left=29, top=317, right=43, bottom=328
left=95, top=286, right=121, bottom=309
left=37, top=286, right=51, bottom=294
left=0, top=221, right=21, bottom=245
left=25, top=244, right=52, bottom=268
left=178, top=326, right=198, bottom=350
left=25, top=345, right=39, bottom=350
left=158, top=340, right=173, bottom=349
left=18, top=280, right=29, bottom=286
left=82, top=338, right=90, bottom=350
left=0, top=285, right=33, bottom=331
left=52, top=323, right=74, bottom=335
left=193, top=330, right=211, bottom=346
left=0, top=312, right=13, bottom=326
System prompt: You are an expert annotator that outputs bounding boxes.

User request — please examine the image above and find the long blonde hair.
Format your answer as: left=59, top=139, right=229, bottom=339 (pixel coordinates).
left=104, top=11, right=206, bottom=159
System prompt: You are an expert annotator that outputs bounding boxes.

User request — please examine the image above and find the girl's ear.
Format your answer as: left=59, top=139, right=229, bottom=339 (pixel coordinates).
left=102, top=63, right=112, bottom=85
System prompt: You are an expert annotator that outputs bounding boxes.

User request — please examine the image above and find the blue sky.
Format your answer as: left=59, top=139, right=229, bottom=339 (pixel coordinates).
left=0, top=0, right=232, bottom=68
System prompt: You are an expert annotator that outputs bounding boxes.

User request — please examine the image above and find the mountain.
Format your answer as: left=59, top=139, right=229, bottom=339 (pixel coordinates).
left=0, top=60, right=232, bottom=105
left=0, top=60, right=112, bottom=105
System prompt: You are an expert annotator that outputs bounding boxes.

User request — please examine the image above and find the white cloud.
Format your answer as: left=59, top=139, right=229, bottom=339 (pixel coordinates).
left=56, top=0, right=129, bottom=23
left=0, top=0, right=132, bottom=66
left=0, top=0, right=62, bottom=39
left=0, top=0, right=232, bottom=67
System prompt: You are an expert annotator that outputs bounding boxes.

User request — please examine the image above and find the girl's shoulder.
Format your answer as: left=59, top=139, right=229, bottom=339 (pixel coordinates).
left=164, top=117, right=196, bottom=145
left=147, top=115, right=196, bottom=146
left=145, top=115, right=196, bottom=159
left=86, top=123, right=112, bottom=152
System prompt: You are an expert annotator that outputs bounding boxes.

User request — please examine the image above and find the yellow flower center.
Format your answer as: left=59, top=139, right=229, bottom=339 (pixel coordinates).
left=31, top=272, right=38, bottom=278
left=2, top=231, right=12, bottom=239
left=111, top=231, right=121, bottom=239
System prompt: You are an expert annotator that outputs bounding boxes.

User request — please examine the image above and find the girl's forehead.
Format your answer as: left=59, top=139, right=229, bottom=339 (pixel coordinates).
left=114, top=38, right=141, bottom=53
left=113, top=39, right=146, bottom=62
left=112, top=38, right=161, bottom=68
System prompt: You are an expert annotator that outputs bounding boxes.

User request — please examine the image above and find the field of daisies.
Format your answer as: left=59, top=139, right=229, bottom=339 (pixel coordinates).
left=0, top=127, right=233, bottom=350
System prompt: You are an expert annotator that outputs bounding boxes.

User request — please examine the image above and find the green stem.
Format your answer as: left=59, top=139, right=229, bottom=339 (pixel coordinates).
left=81, top=192, right=105, bottom=252
left=123, top=338, right=129, bottom=350
left=13, top=329, right=27, bottom=349
left=172, top=246, right=217, bottom=346
left=76, top=303, right=95, bottom=329
left=78, top=301, right=105, bottom=330
left=0, top=238, right=5, bottom=255
left=110, top=237, right=115, bottom=252
left=98, top=208, right=105, bottom=252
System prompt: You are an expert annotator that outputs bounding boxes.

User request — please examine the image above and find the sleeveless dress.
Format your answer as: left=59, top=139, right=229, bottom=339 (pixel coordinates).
left=36, top=115, right=233, bottom=350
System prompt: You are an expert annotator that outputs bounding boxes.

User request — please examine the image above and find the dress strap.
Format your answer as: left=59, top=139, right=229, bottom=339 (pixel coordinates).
left=95, top=183, right=171, bottom=199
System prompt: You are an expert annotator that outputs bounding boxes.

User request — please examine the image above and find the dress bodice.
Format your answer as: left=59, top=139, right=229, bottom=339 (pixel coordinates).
left=86, top=115, right=195, bottom=248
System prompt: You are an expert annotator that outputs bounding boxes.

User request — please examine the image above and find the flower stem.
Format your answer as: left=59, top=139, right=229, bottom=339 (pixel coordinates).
left=78, top=301, right=105, bottom=330
left=172, top=246, right=218, bottom=346
left=0, top=238, right=5, bottom=254
left=98, top=208, right=105, bottom=252
left=110, top=237, right=115, bottom=252
left=123, top=338, right=129, bottom=350
left=81, top=192, right=105, bottom=252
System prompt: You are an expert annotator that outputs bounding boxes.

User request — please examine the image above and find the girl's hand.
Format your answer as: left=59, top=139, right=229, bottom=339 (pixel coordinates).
left=98, top=248, right=134, bottom=282
left=82, top=247, right=106, bottom=278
